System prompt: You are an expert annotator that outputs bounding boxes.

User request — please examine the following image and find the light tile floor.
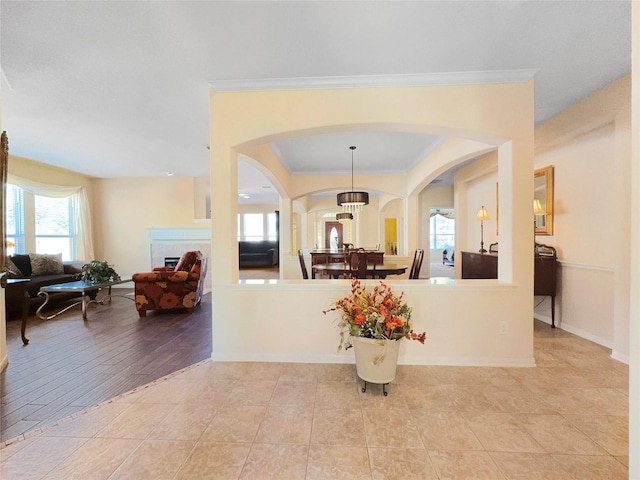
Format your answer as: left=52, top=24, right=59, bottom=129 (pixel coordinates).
left=0, top=321, right=628, bottom=479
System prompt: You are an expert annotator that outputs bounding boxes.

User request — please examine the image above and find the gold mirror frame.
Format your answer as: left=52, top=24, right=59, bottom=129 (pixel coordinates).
left=534, top=165, right=554, bottom=236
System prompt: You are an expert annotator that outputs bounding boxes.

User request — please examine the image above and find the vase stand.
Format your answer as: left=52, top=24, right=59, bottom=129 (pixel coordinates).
left=361, top=380, right=389, bottom=396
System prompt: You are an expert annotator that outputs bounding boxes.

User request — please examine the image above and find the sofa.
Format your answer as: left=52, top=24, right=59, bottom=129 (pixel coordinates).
left=4, top=253, right=86, bottom=318
left=238, top=240, right=279, bottom=268
left=132, top=250, right=207, bottom=317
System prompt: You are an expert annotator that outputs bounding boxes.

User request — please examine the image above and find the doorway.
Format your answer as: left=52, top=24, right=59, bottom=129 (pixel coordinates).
left=384, top=218, right=397, bottom=255
left=325, top=221, right=343, bottom=249
left=429, top=209, right=455, bottom=278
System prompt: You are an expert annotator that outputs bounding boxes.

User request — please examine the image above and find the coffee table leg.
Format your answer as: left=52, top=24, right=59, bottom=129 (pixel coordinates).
left=81, top=294, right=89, bottom=321
left=36, top=292, right=83, bottom=321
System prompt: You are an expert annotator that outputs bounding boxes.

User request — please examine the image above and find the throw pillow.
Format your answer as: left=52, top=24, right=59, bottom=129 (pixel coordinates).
left=29, top=253, right=65, bottom=276
left=11, top=254, right=32, bottom=277
left=4, top=256, right=23, bottom=277
left=174, top=251, right=199, bottom=272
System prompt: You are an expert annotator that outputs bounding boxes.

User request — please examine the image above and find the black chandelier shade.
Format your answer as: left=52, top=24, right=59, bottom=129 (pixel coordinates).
left=336, top=191, right=369, bottom=207
left=336, top=212, right=354, bottom=223
left=337, top=145, right=369, bottom=212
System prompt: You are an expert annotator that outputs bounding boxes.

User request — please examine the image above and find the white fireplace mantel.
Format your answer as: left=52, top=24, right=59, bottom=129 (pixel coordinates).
left=148, top=228, right=212, bottom=292
left=148, top=227, right=211, bottom=242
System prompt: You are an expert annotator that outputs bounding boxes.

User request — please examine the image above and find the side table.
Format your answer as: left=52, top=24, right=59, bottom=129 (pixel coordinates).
left=5, top=278, right=31, bottom=345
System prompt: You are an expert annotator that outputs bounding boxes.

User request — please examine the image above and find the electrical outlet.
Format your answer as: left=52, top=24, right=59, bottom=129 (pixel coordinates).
left=499, top=320, right=508, bottom=334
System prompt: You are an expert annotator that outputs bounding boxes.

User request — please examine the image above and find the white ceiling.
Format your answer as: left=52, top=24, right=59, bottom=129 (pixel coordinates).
left=0, top=1, right=631, bottom=204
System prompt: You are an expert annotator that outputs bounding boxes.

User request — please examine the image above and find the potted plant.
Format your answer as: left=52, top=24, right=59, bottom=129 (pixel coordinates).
left=81, top=260, right=121, bottom=285
left=324, top=278, right=426, bottom=395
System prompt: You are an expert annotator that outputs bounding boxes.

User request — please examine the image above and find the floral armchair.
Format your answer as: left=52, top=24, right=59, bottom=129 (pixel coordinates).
left=132, top=250, right=207, bottom=318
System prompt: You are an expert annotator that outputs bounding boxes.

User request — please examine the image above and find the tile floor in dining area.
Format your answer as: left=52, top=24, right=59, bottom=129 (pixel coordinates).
left=0, top=320, right=629, bottom=480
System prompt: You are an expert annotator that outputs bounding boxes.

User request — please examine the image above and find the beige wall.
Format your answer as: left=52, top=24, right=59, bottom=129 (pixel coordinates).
left=92, top=177, right=206, bottom=279
left=3, top=76, right=629, bottom=366
left=534, top=74, right=630, bottom=355
left=209, top=80, right=536, bottom=366
left=440, top=75, right=631, bottom=356
left=535, top=124, right=616, bottom=346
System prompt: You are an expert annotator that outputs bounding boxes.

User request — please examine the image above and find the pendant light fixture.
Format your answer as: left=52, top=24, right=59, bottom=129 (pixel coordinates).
left=337, top=146, right=369, bottom=213
left=336, top=212, right=353, bottom=224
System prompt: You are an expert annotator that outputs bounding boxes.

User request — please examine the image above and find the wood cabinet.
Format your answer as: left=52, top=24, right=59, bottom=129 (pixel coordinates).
left=461, top=252, right=498, bottom=279
left=461, top=250, right=558, bottom=327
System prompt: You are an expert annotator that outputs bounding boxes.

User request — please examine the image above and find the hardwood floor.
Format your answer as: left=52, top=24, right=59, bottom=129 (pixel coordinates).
left=239, top=266, right=279, bottom=280
left=1, top=289, right=212, bottom=443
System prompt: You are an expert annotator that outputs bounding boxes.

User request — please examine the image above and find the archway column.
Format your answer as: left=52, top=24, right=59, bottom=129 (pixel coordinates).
left=404, top=194, right=420, bottom=258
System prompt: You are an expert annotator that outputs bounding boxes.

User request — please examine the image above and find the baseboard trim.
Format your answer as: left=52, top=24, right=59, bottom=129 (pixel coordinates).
left=536, top=314, right=614, bottom=350
left=210, top=352, right=536, bottom=368
left=0, top=354, right=8, bottom=372
left=611, top=350, right=630, bottom=365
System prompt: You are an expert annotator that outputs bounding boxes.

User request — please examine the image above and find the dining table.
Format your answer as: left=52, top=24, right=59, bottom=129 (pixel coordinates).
left=311, top=262, right=408, bottom=279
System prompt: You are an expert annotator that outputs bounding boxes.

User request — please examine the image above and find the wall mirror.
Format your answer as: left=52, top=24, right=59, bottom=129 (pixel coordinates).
left=534, top=165, right=554, bottom=236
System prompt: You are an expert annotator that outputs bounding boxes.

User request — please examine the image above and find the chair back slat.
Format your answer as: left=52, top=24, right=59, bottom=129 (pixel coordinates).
left=298, top=249, right=309, bottom=279
left=409, top=248, right=424, bottom=279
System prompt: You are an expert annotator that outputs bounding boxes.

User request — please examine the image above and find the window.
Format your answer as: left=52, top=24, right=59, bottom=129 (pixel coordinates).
left=430, top=211, right=455, bottom=249
left=266, top=213, right=277, bottom=241
left=35, top=194, right=73, bottom=259
left=242, top=213, right=264, bottom=241
left=238, top=212, right=278, bottom=241
left=5, top=183, right=77, bottom=260
left=6, top=184, right=24, bottom=252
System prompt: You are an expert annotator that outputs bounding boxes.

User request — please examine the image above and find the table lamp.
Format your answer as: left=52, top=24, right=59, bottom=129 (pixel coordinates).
left=476, top=206, right=490, bottom=253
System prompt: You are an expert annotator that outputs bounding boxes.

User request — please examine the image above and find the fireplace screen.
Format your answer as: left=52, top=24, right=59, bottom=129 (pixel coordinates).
left=164, top=257, right=180, bottom=268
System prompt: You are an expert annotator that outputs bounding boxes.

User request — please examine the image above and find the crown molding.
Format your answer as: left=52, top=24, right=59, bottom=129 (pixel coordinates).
left=209, top=69, right=538, bottom=93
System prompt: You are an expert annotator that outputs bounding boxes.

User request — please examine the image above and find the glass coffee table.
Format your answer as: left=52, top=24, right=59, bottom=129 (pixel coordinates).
left=36, top=278, right=132, bottom=321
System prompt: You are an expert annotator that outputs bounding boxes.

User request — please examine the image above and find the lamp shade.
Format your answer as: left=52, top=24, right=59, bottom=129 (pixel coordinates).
left=336, top=212, right=353, bottom=224
left=337, top=191, right=369, bottom=212
left=337, top=146, right=369, bottom=213
left=533, top=199, right=546, bottom=215
left=476, top=206, right=489, bottom=221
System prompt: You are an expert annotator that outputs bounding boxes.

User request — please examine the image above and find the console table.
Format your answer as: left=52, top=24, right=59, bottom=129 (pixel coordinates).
left=310, top=250, right=383, bottom=266
left=461, top=250, right=558, bottom=327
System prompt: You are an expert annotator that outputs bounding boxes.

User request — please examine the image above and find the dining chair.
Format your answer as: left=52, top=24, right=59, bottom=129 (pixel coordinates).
left=349, top=251, right=369, bottom=279
left=298, top=249, right=309, bottom=279
left=409, top=248, right=425, bottom=279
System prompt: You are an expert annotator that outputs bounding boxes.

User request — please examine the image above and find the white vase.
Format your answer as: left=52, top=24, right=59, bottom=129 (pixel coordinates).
left=352, top=336, right=400, bottom=385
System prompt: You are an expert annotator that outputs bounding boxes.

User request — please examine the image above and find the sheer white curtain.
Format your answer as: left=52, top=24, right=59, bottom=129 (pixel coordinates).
left=7, top=174, right=94, bottom=260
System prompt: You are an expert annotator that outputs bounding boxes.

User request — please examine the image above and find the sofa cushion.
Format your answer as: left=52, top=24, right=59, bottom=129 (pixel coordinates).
left=29, top=253, right=65, bottom=276
left=5, top=256, right=23, bottom=277
left=11, top=254, right=32, bottom=276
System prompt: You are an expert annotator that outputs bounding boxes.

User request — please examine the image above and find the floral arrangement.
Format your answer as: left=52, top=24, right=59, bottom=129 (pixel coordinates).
left=324, top=278, right=426, bottom=352
left=81, top=260, right=121, bottom=284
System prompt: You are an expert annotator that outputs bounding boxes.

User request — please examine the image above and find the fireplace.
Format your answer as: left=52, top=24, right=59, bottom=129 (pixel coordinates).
left=148, top=227, right=211, bottom=292
left=164, top=257, right=180, bottom=268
